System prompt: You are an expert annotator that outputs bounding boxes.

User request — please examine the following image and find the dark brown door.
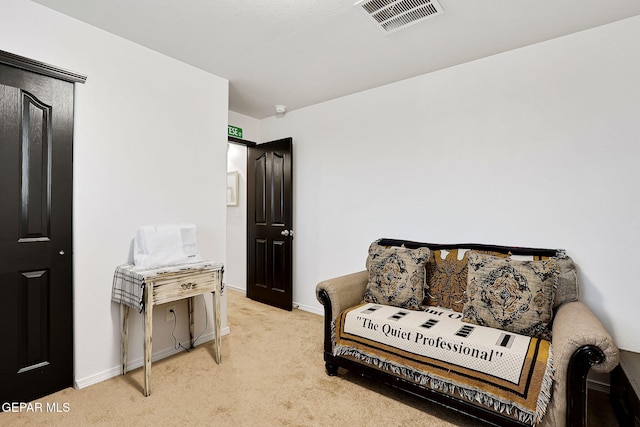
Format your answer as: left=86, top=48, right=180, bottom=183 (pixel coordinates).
left=0, top=53, right=83, bottom=403
left=247, top=138, right=293, bottom=310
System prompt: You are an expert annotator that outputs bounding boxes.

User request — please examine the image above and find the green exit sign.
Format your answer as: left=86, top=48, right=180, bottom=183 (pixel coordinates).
left=228, top=125, right=243, bottom=138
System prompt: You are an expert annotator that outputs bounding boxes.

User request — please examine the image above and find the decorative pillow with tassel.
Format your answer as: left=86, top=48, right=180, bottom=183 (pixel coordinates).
left=462, top=251, right=558, bottom=340
left=363, top=241, right=430, bottom=310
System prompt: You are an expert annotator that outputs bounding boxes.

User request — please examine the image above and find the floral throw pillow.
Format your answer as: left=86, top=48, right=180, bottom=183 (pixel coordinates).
left=425, top=249, right=509, bottom=312
left=462, top=251, right=558, bottom=340
left=363, top=243, right=430, bottom=310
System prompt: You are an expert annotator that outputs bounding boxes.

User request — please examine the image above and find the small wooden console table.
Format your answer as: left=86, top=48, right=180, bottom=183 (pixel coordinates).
left=112, top=261, right=224, bottom=396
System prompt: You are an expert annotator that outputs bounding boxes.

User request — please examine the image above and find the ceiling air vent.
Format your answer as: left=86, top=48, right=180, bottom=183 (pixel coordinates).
left=355, top=0, right=444, bottom=34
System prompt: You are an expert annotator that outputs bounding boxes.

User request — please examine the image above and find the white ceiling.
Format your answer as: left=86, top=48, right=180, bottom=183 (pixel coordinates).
left=33, top=0, right=640, bottom=119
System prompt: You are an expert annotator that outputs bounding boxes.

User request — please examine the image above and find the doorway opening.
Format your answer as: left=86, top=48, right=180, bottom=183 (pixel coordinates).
left=226, top=138, right=252, bottom=294
left=225, top=136, right=294, bottom=310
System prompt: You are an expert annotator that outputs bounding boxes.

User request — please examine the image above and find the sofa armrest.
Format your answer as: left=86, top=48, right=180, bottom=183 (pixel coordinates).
left=545, top=301, right=619, bottom=427
left=316, top=270, right=368, bottom=321
left=316, top=270, right=369, bottom=375
left=552, top=301, right=619, bottom=374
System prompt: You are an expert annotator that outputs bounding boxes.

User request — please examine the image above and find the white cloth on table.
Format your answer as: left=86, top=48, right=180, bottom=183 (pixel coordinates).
left=111, top=261, right=224, bottom=312
left=133, top=223, right=202, bottom=270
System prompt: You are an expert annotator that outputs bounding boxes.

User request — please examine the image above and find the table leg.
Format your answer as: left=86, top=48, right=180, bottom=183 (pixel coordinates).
left=213, top=285, right=221, bottom=364
left=121, top=304, right=130, bottom=375
left=188, top=296, right=195, bottom=348
left=143, top=283, right=153, bottom=397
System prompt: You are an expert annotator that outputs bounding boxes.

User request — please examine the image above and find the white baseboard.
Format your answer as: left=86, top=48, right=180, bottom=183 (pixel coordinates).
left=74, top=327, right=230, bottom=390
left=225, top=284, right=245, bottom=293
left=296, top=302, right=323, bottom=316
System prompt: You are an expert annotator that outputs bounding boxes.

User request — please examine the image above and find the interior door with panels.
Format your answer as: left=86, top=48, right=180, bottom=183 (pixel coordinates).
left=247, top=138, right=293, bottom=311
left=0, top=50, right=85, bottom=403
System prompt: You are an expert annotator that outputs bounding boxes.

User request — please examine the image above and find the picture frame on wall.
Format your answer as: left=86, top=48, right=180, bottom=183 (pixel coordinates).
left=227, top=171, right=239, bottom=206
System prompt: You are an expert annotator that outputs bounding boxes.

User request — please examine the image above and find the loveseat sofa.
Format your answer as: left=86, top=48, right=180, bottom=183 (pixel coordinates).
left=316, top=239, right=619, bottom=426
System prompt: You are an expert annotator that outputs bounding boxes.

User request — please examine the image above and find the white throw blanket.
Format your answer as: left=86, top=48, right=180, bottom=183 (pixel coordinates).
left=335, top=303, right=554, bottom=425
left=342, top=303, right=533, bottom=383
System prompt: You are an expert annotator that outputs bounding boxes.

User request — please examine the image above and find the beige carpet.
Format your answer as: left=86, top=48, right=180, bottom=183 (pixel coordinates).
left=1, top=290, right=617, bottom=426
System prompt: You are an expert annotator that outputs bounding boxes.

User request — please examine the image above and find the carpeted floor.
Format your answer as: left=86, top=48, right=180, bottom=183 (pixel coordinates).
left=0, top=289, right=618, bottom=426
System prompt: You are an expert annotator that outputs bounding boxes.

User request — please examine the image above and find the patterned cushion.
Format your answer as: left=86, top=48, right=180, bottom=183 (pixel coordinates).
left=363, top=242, right=430, bottom=310
left=555, top=256, right=579, bottom=308
left=425, top=249, right=508, bottom=312
left=496, top=253, right=579, bottom=308
left=487, top=249, right=579, bottom=309
left=462, top=251, right=558, bottom=340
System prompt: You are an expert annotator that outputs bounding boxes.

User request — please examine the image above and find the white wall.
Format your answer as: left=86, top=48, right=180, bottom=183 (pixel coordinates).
left=261, top=16, right=640, bottom=352
left=2, top=0, right=229, bottom=387
left=225, top=111, right=261, bottom=291
left=226, top=143, right=247, bottom=291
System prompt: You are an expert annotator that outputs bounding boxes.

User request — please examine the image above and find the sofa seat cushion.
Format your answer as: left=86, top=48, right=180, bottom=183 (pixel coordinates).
left=334, top=303, right=554, bottom=426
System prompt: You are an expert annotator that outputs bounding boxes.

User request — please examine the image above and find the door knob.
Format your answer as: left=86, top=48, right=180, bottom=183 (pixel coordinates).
left=59, top=250, right=65, bottom=255
left=281, top=230, right=290, bottom=237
